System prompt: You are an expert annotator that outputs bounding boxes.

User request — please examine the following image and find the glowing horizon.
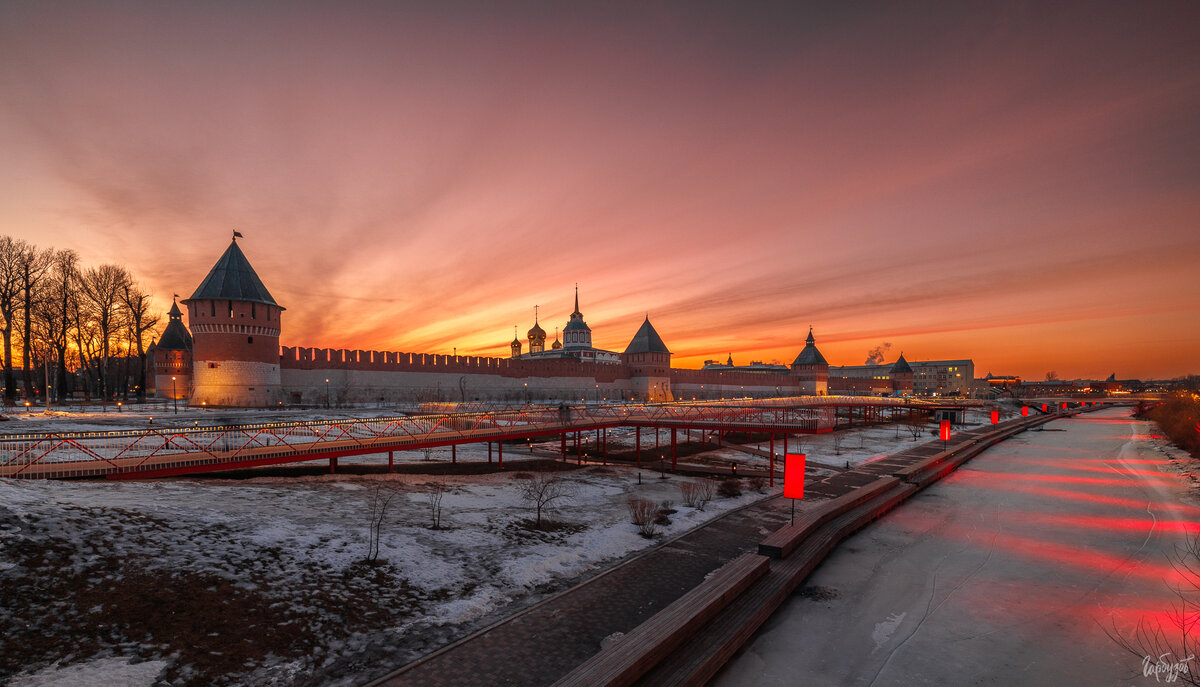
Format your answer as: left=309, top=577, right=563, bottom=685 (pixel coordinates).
left=2, top=2, right=1197, bottom=380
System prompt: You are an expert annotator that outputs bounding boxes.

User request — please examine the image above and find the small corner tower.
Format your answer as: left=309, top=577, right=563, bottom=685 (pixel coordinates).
left=182, top=235, right=285, bottom=407
left=149, top=297, right=193, bottom=400
left=623, top=316, right=673, bottom=402
left=889, top=352, right=914, bottom=395
left=791, top=326, right=829, bottom=396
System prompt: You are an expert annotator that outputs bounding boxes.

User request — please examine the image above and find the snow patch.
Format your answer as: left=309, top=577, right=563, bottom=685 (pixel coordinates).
left=871, top=612, right=906, bottom=652
left=8, top=657, right=168, bottom=687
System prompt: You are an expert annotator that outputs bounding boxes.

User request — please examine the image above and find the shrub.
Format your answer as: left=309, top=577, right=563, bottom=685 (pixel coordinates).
left=748, top=477, right=766, bottom=492
left=1142, top=394, right=1200, bottom=457
left=717, top=478, right=742, bottom=498
left=679, top=481, right=715, bottom=510
left=628, top=498, right=659, bottom=538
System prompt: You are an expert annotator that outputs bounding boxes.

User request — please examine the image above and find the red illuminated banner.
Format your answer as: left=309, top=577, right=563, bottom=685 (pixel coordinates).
left=1061, top=402, right=1068, bottom=409
left=991, top=410, right=999, bottom=424
left=940, top=420, right=951, bottom=442
left=1042, top=404, right=1049, bottom=412
left=784, top=454, right=805, bottom=499
left=1021, top=406, right=1029, bottom=417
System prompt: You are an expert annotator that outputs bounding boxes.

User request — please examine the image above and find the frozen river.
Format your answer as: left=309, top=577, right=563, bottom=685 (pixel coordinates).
left=712, top=406, right=1197, bottom=686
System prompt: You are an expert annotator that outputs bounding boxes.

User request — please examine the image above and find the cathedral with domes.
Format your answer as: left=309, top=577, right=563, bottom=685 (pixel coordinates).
left=510, top=287, right=622, bottom=365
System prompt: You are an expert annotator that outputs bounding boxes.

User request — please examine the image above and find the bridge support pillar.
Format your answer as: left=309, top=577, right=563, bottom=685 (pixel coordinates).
left=388, top=451, right=393, bottom=473
left=769, top=434, right=775, bottom=488
left=329, top=456, right=337, bottom=474
left=488, top=442, right=492, bottom=464
left=636, top=427, right=641, bottom=467
left=783, top=434, right=787, bottom=458
left=452, top=444, right=456, bottom=464
left=498, top=441, right=503, bottom=470
left=602, top=428, right=607, bottom=465
left=561, top=433, right=567, bottom=461
left=577, top=432, right=582, bottom=464
left=671, top=428, right=677, bottom=471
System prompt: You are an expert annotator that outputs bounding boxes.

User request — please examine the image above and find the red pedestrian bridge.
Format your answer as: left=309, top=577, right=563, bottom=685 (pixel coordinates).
left=0, top=396, right=982, bottom=480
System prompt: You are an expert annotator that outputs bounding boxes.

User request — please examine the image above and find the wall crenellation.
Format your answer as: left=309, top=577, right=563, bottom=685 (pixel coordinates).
left=280, top=346, right=630, bottom=382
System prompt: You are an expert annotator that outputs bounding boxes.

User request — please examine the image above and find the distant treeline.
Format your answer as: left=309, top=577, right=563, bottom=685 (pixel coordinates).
left=1139, top=391, right=1200, bottom=458
left=0, top=235, right=160, bottom=405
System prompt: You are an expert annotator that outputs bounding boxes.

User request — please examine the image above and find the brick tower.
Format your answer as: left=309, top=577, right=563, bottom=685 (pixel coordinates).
left=182, top=237, right=285, bottom=407
left=623, top=316, right=673, bottom=402
left=791, top=327, right=829, bottom=396
left=147, top=298, right=193, bottom=400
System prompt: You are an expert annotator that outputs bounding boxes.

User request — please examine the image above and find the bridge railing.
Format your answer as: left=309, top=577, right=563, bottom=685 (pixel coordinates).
left=0, top=397, right=966, bottom=478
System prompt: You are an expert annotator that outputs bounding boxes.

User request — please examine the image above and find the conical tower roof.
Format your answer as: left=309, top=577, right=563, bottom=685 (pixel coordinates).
left=156, top=298, right=193, bottom=351
left=185, top=239, right=282, bottom=308
left=792, top=327, right=828, bottom=366
left=890, top=352, right=912, bottom=374
left=624, top=316, right=671, bottom=354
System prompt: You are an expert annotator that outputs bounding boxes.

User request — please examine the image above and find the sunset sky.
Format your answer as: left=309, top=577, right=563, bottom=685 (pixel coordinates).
left=1, top=1, right=1197, bottom=380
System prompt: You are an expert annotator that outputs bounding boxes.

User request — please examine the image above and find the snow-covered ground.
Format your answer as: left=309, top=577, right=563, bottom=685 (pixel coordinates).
left=0, top=462, right=775, bottom=686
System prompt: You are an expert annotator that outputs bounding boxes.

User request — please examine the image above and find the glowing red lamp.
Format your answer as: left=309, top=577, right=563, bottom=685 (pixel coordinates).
left=784, top=454, right=805, bottom=499
left=939, top=420, right=951, bottom=442
left=990, top=410, right=999, bottom=424
left=1061, top=402, right=1068, bottom=409
left=1021, top=406, right=1029, bottom=417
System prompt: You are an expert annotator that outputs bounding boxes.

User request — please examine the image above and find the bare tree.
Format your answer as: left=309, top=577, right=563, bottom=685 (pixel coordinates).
left=0, top=237, right=25, bottom=404
left=518, top=472, right=572, bottom=530
left=425, top=480, right=447, bottom=529
left=833, top=432, right=844, bottom=455
left=31, top=250, right=77, bottom=403
left=120, top=281, right=159, bottom=402
left=364, top=484, right=397, bottom=565
left=904, top=412, right=928, bottom=440
left=78, top=264, right=130, bottom=404
left=19, top=244, right=52, bottom=398
left=1108, top=532, right=1200, bottom=685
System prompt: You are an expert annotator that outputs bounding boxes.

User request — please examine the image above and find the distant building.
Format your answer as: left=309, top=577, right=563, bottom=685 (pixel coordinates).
left=910, top=359, right=974, bottom=397
left=701, top=356, right=790, bottom=374
left=828, top=353, right=915, bottom=396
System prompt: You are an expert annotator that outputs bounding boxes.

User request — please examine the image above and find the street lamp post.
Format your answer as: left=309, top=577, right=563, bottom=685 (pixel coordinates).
left=325, top=378, right=331, bottom=408
left=171, top=376, right=178, bottom=414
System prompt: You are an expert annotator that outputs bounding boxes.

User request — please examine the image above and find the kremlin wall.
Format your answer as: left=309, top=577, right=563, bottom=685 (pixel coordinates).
left=149, top=239, right=833, bottom=406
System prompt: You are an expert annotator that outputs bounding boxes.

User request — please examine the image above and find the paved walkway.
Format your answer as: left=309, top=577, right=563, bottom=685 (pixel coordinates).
left=368, top=422, right=1007, bottom=687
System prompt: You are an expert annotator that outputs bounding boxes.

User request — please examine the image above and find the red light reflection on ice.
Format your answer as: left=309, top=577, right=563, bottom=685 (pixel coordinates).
left=942, top=527, right=1186, bottom=584
left=1001, top=511, right=1200, bottom=535
left=964, top=469, right=1177, bottom=488
left=951, top=473, right=1200, bottom=514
